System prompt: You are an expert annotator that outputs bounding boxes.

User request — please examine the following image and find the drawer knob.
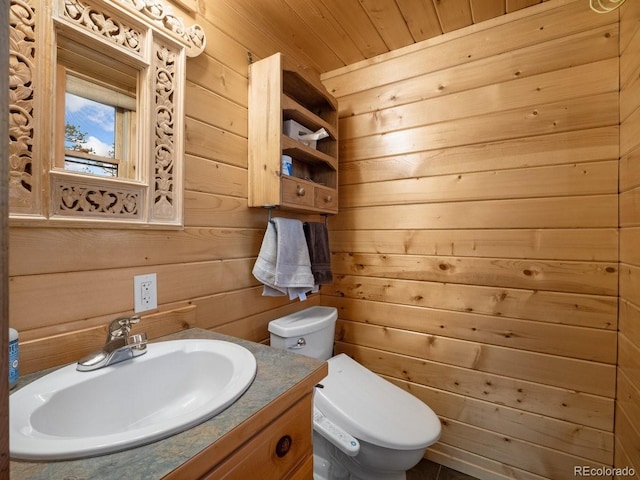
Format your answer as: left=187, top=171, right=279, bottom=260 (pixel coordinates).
left=296, top=186, right=306, bottom=197
left=324, top=195, right=332, bottom=203
left=275, top=435, right=292, bottom=458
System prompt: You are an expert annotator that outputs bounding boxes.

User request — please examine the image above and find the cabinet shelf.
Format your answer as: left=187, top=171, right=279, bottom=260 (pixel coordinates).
left=281, top=135, right=337, bottom=171
left=281, top=55, right=337, bottom=114
left=282, top=94, right=337, bottom=141
left=248, top=53, right=338, bottom=214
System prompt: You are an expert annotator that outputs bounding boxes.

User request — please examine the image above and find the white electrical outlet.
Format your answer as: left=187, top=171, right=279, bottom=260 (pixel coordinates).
left=134, top=273, right=158, bottom=313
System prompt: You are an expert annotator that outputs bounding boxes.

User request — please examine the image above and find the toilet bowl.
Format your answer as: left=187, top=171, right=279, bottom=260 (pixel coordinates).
left=268, top=306, right=441, bottom=480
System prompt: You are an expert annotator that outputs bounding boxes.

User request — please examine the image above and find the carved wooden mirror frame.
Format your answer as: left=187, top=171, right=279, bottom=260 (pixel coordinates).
left=8, top=0, right=205, bottom=227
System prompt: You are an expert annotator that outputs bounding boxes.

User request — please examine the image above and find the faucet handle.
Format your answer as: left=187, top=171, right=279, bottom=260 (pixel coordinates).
left=107, top=315, right=141, bottom=339
left=127, top=332, right=148, bottom=349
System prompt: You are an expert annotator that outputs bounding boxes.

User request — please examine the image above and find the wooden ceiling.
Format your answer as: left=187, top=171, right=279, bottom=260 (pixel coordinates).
left=221, top=0, right=552, bottom=73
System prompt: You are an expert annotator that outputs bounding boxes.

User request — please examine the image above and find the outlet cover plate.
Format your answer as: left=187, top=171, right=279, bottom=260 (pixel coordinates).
left=134, top=273, right=158, bottom=313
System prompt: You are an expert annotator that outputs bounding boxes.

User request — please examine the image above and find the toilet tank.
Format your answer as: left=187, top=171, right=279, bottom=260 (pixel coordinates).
left=268, top=306, right=337, bottom=361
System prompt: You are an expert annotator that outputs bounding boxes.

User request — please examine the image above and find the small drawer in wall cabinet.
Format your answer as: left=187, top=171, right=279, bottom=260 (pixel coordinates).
left=281, top=176, right=315, bottom=209
left=201, top=394, right=313, bottom=479
left=314, top=185, right=337, bottom=212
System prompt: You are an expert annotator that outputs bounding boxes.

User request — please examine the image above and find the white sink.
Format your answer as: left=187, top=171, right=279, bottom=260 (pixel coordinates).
left=10, top=339, right=257, bottom=461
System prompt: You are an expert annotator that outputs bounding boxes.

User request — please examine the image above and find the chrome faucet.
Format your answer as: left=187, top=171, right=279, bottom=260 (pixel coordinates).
left=77, top=315, right=148, bottom=372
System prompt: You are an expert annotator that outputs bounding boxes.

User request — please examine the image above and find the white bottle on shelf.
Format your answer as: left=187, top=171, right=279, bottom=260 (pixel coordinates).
left=9, top=328, right=19, bottom=389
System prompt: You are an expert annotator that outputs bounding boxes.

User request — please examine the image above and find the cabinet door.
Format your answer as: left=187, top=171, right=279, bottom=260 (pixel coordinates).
left=201, top=394, right=313, bottom=480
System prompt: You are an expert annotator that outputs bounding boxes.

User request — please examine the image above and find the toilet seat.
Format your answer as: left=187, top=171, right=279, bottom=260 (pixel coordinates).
left=314, top=354, right=441, bottom=451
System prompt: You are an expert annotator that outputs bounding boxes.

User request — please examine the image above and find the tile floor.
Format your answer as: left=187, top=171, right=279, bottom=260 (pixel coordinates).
left=407, top=459, right=479, bottom=480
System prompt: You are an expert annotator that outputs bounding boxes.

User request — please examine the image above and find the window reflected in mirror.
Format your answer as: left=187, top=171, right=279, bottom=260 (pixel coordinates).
left=56, top=36, right=139, bottom=180
left=63, top=79, right=135, bottom=178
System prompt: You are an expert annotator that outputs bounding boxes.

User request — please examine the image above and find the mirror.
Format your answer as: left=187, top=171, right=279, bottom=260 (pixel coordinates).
left=8, top=0, right=205, bottom=226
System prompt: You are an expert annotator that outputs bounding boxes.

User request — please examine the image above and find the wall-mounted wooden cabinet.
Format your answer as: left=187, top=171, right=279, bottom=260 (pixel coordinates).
left=248, top=53, right=338, bottom=214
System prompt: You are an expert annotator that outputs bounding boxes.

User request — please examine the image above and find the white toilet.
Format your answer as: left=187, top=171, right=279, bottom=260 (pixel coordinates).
left=269, top=306, right=441, bottom=480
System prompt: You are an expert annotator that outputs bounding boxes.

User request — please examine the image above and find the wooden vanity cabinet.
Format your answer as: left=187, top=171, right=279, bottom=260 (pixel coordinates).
left=201, top=393, right=313, bottom=479
left=248, top=53, right=338, bottom=215
left=164, top=363, right=325, bottom=480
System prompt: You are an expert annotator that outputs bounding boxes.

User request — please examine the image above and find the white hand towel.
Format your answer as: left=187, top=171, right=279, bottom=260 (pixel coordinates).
left=252, top=218, right=315, bottom=300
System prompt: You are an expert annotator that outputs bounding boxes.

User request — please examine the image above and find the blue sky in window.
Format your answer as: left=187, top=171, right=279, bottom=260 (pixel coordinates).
left=65, top=93, right=115, bottom=158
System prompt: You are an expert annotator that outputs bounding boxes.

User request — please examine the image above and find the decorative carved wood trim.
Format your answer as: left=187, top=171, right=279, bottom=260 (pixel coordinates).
left=150, top=39, right=181, bottom=221
left=60, top=0, right=145, bottom=56
left=8, top=0, right=37, bottom=214
left=51, top=172, right=144, bottom=219
left=118, top=0, right=206, bottom=57
left=7, top=0, right=203, bottom=227
left=58, top=0, right=206, bottom=57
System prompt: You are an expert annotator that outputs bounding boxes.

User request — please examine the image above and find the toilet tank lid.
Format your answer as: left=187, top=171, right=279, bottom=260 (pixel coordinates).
left=268, top=306, right=338, bottom=337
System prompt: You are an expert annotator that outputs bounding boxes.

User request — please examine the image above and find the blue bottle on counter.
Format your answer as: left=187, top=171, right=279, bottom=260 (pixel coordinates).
left=9, top=328, right=19, bottom=389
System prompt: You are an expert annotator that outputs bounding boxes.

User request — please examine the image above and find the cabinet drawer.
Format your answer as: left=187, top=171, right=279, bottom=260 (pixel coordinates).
left=314, top=186, right=337, bottom=212
left=287, top=454, right=313, bottom=480
left=202, top=394, right=313, bottom=480
left=282, top=177, right=314, bottom=208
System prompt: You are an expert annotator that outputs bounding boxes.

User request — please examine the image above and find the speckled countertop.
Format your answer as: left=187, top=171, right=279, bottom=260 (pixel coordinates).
left=10, top=328, right=326, bottom=480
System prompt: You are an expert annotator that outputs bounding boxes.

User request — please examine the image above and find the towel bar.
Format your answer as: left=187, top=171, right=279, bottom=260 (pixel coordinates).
left=263, top=207, right=330, bottom=226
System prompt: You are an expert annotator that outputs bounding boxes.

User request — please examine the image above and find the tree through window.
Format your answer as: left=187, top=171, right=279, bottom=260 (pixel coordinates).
left=60, top=72, right=136, bottom=179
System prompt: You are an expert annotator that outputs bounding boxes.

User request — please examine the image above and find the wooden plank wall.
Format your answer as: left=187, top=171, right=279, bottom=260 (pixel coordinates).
left=8, top=1, right=637, bottom=479
left=616, top=1, right=640, bottom=477
left=1, top=0, right=10, bottom=472
left=321, top=1, right=620, bottom=478
left=7, top=1, right=324, bottom=375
